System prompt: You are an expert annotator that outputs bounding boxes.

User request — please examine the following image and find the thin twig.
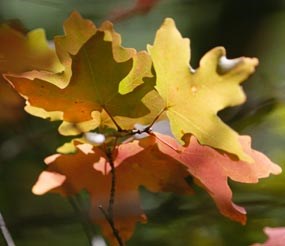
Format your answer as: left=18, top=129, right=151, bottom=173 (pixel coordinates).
left=88, top=107, right=167, bottom=142
left=96, top=108, right=166, bottom=245
left=130, top=107, right=167, bottom=136
left=106, top=150, right=115, bottom=218
left=98, top=149, right=124, bottom=246
left=142, top=107, right=167, bottom=132
left=0, top=211, right=15, bottom=246
left=98, top=206, right=124, bottom=246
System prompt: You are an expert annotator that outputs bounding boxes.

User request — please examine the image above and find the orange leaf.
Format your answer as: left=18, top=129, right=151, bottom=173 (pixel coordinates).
left=32, top=139, right=191, bottom=245
left=32, top=132, right=281, bottom=243
left=0, top=23, right=60, bottom=74
left=5, top=12, right=163, bottom=135
left=0, top=22, right=60, bottom=123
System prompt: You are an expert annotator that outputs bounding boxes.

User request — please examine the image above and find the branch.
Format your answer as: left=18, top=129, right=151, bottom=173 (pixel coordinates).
left=98, top=206, right=124, bottom=246
left=0, top=211, right=15, bottom=246
left=98, top=149, right=124, bottom=246
left=95, top=108, right=166, bottom=245
left=106, top=149, right=116, bottom=219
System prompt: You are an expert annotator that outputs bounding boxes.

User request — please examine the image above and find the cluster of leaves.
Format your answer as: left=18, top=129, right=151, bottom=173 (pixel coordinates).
left=1, top=12, right=282, bottom=245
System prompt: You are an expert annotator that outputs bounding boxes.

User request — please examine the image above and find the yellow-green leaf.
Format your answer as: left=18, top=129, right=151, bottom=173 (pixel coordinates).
left=148, top=18, right=258, bottom=161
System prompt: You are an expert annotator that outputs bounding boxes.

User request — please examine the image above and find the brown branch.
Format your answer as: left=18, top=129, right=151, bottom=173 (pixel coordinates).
left=96, top=108, right=167, bottom=245
left=106, top=149, right=116, bottom=218
left=98, top=148, right=124, bottom=246
left=98, top=206, right=124, bottom=246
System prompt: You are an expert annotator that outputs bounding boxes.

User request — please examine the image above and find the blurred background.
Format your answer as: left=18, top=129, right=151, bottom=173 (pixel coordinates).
left=1, top=0, right=285, bottom=245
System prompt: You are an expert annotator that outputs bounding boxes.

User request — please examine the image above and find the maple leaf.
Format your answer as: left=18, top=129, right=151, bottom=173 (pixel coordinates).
left=5, top=12, right=163, bottom=135
left=251, top=227, right=285, bottom=246
left=32, top=139, right=192, bottom=245
left=0, top=23, right=60, bottom=122
left=151, top=132, right=281, bottom=224
left=148, top=18, right=259, bottom=161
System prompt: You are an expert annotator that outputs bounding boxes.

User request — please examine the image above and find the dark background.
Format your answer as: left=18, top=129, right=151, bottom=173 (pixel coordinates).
left=1, top=0, right=285, bottom=245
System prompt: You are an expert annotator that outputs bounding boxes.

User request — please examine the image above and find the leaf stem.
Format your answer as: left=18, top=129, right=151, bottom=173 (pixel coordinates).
left=144, top=107, right=167, bottom=132
left=132, top=107, right=167, bottom=136
left=0, top=211, right=15, bottom=246
left=102, top=106, right=123, bottom=132
left=150, top=132, right=180, bottom=152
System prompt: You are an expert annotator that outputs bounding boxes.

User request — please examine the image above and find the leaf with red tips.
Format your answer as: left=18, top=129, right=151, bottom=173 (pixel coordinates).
left=151, top=132, right=281, bottom=224
left=148, top=18, right=259, bottom=161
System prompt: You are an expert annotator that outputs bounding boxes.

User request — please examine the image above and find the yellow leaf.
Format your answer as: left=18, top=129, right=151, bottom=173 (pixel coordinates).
left=148, top=18, right=258, bottom=161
